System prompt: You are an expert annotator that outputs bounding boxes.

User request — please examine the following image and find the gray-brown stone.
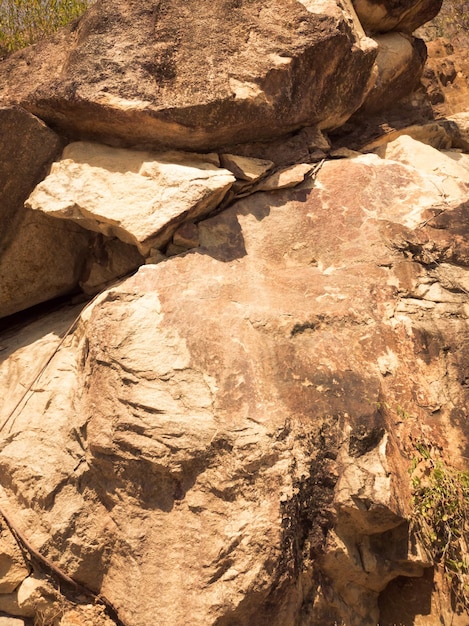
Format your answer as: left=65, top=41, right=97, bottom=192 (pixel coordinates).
left=359, top=33, right=427, bottom=113
left=0, top=107, right=92, bottom=319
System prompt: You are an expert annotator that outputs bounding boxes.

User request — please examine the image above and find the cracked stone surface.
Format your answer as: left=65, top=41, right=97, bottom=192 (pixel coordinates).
left=1, top=146, right=468, bottom=625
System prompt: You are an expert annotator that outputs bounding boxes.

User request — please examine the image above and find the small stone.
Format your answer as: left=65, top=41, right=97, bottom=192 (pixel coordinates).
left=219, top=154, right=274, bottom=181
left=17, top=575, right=60, bottom=617
left=329, top=148, right=362, bottom=158
left=166, top=243, right=190, bottom=258
left=255, top=163, right=313, bottom=190
left=145, top=249, right=166, bottom=265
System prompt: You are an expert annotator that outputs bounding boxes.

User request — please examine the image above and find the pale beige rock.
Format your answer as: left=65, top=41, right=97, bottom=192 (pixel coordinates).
left=362, top=122, right=454, bottom=151
left=352, top=0, right=442, bottom=33
left=219, top=154, right=274, bottom=181
left=446, top=112, right=469, bottom=150
left=375, top=135, right=469, bottom=202
left=26, top=142, right=235, bottom=254
left=16, top=576, right=60, bottom=618
left=0, top=576, right=59, bottom=620
left=0, top=530, right=29, bottom=594
left=0, top=617, right=26, bottom=625
left=255, top=163, right=314, bottom=191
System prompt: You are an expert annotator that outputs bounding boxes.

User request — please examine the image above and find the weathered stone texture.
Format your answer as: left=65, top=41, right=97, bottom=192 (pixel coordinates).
left=359, top=33, right=427, bottom=113
left=0, top=0, right=378, bottom=150
left=26, top=142, right=235, bottom=254
left=0, top=107, right=92, bottom=319
left=1, top=143, right=469, bottom=625
left=1, top=1, right=467, bottom=624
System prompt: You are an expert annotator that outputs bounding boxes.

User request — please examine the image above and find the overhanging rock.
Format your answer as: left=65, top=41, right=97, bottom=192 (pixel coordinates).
left=0, top=0, right=377, bottom=151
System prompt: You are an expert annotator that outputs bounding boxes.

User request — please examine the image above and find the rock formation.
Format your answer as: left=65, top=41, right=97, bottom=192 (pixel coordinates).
left=1, top=1, right=468, bottom=625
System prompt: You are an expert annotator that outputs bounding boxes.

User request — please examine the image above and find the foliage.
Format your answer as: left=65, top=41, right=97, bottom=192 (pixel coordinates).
left=410, top=441, right=469, bottom=613
left=0, top=0, right=92, bottom=57
left=419, top=0, right=469, bottom=45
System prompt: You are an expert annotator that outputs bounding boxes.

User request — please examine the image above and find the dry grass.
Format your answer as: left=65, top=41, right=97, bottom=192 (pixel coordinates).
left=0, top=0, right=92, bottom=57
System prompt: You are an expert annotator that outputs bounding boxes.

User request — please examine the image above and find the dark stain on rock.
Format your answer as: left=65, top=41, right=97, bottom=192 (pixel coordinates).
left=349, top=424, right=386, bottom=457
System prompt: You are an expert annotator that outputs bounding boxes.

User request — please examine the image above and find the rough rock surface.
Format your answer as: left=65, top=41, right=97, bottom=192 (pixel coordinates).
left=0, top=0, right=378, bottom=150
left=352, top=0, right=443, bottom=34
left=1, top=1, right=468, bottom=625
left=0, top=107, right=92, bottom=319
left=422, top=39, right=469, bottom=115
left=1, top=140, right=469, bottom=625
left=359, top=33, right=427, bottom=113
left=26, top=142, right=235, bottom=254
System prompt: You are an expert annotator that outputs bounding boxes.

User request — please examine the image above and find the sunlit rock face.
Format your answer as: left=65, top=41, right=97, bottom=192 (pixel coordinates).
left=0, top=0, right=378, bottom=150
left=1, top=0, right=468, bottom=624
left=352, top=0, right=443, bottom=33
left=1, top=144, right=469, bottom=625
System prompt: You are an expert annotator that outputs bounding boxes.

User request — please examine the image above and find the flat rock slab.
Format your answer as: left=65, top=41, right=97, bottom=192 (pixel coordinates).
left=26, top=142, right=235, bottom=254
left=375, top=134, right=469, bottom=203
left=0, top=0, right=377, bottom=150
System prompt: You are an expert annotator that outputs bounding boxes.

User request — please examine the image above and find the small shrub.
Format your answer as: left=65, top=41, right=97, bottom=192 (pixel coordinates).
left=410, top=441, right=469, bottom=613
left=0, top=0, right=92, bottom=57
left=419, top=0, right=469, bottom=45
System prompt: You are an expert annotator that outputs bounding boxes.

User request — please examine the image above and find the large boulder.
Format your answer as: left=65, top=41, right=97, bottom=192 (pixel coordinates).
left=0, top=0, right=377, bottom=151
left=359, top=33, right=427, bottom=113
left=1, top=143, right=469, bottom=625
left=352, top=0, right=443, bottom=33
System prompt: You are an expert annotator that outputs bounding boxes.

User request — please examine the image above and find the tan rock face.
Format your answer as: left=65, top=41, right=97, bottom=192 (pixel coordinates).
left=0, top=529, right=29, bottom=594
left=0, top=0, right=378, bottom=150
left=1, top=145, right=469, bottom=625
left=422, top=39, right=469, bottom=117
left=374, top=134, right=469, bottom=203
left=352, top=0, right=443, bottom=33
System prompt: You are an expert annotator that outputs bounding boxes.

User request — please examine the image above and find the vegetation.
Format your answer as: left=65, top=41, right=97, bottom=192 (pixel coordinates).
left=410, top=441, right=469, bottom=613
left=0, top=0, right=92, bottom=57
left=418, top=0, right=469, bottom=45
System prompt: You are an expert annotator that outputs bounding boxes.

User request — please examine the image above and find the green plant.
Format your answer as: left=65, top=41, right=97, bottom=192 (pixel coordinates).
left=410, top=441, right=469, bottom=612
left=0, top=0, right=92, bottom=57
